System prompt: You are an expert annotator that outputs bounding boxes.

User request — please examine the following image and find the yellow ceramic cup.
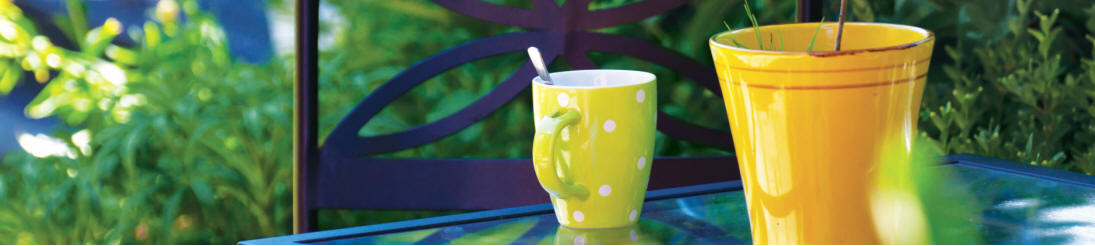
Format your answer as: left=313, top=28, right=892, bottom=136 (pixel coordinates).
left=532, top=70, right=657, bottom=228
left=708, top=22, right=934, bottom=244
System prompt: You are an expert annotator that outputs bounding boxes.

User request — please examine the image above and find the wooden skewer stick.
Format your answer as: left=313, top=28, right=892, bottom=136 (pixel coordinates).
left=834, top=0, right=847, bottom=51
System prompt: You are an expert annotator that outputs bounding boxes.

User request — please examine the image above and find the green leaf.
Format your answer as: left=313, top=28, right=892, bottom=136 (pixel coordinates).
left=64, top=0, right=88, bottom=45
left=121, top=125, right=145, bottom=179
left=1024, top=133, right=1034, bottom=156
left=0, top=63, right=18, bottom=95
left=1026, top=28, right=1043, bottom=41
left=851, top=0, right=875, bottom=22
left=105, top=46, right=139, bottom=65
left=190, top=180, right=214, bottom=206
left=143, top=22, right=162, bottom=49
left=159, top=188, right=185, bottom=243
left=944, top=46, right=962, bottom=60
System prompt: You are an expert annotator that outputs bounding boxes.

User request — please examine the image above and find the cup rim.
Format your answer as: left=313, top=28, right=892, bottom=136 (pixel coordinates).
left=532, top=69, right=655, bottom=89
left=709, top=22, right=934, bottom=57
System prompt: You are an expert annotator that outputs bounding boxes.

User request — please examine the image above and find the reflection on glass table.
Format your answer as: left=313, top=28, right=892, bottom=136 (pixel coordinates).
left=241, top=155, right=1095, bottom=245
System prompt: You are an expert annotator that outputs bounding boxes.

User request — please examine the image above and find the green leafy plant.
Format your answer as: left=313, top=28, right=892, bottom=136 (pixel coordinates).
left=0, top=0, right=293, bottom=243
left=912, top=0, right=1095, bottom=175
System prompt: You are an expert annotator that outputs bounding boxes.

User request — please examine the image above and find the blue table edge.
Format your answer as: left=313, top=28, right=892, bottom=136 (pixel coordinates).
left=942, top=154, right=1095, bottom=189
left=240, top=154, right=1095, bottom=245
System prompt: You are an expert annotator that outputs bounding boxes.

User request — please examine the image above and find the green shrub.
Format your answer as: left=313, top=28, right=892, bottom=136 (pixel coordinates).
left=906, top=0, right=1095, bottom=174
left=0, top=0, right=292, bottom=243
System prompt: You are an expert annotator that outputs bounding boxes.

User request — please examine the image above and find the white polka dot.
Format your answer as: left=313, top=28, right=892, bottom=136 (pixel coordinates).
left=574, top=235, right=586, bottom=245
left=573, top=210, right=585, bottom=222
left=599, top=185, right=612, bottom=197
left=603, top=120, right=616, bottom=132
left=630, top=230, right=639, bottom=242
left=637, top=156, right=646, bottom=169
left=636, top=89, right=645, bottom=102
left=557, top=93, right=569, bottom=107
left=629, top=209, right=638, bottom=221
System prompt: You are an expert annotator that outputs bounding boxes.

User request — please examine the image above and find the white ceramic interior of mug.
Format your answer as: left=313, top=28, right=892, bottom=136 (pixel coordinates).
left=533, top=69, right=654, bottom=89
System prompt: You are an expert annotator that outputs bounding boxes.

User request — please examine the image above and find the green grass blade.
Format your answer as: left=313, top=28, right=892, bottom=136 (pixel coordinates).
left=743, top=0, right=763, bottom=50
left=724, top=21, right=750, bottom=49
left=807, top=16, right=826, bottom=52
left=777, top=28, right=785, bottom=51
left=730, top=36, right=748, bottom=49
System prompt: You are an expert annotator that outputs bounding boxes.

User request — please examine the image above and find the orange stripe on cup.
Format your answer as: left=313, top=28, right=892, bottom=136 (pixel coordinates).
left=727, top=72, right=927, bottom=90
left=723, top=58, right=930, bottom=73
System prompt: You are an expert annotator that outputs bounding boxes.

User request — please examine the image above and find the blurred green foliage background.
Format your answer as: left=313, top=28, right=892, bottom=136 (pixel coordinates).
left=0, top=0, right=1092, bottom=244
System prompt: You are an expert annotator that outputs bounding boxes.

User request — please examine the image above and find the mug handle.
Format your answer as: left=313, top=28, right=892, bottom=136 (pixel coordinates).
left=532, top=109, right=589, bottom=200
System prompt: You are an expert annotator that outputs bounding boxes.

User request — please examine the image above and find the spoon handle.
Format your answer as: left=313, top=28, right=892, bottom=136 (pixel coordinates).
left=527, top=47, right=553, bottom=85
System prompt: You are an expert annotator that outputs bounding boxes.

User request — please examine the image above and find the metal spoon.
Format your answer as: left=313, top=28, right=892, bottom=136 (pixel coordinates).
left=526, top=47, right=553, bottom=85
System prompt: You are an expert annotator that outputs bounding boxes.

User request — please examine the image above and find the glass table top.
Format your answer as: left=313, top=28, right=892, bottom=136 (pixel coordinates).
left=305, top=164, right=1095, bottom=244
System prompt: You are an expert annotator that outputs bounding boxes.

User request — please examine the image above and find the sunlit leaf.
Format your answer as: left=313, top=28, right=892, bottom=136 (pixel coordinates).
left=0, top=62, right=17, bottom=94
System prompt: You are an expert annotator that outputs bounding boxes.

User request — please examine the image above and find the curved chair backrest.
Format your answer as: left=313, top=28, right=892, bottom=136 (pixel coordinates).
left=294, top=0, right=825, bottom=233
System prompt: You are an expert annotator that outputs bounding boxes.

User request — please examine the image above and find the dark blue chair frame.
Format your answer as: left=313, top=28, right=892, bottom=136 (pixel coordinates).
left=293, top=0, right=827, bottom=233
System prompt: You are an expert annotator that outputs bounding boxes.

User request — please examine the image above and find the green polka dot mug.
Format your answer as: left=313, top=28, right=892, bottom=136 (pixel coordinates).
left=532, top=70, right=657, bottom=228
